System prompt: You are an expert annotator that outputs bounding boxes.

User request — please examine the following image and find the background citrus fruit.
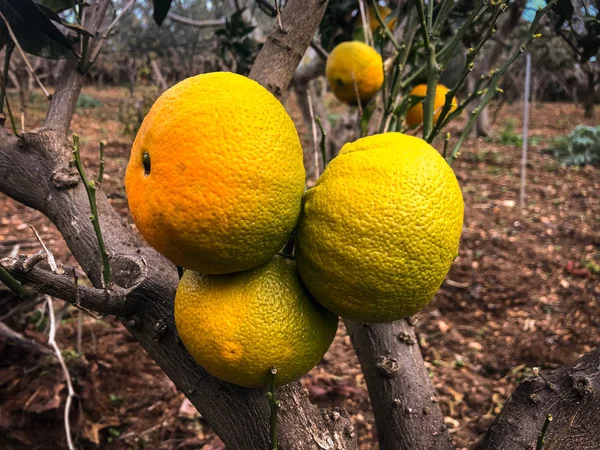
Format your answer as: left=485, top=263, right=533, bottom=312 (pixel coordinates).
left=405, top=84, right=457, bottom=126
left=174, top=255, right=339, bottom=388
left=125, top=72, right=305, bottom=274
left=368, top=4, right=397, bottom=32
left=296, top=133, right=464, bottom=323
left=326, top=41, right=384, bottom=105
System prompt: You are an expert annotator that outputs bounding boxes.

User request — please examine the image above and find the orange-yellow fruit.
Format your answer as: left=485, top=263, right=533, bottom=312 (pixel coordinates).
left=326, top=41, right=384, bottom=105
left=125, top=72, right=305, bottom=274
left=174, top=255, right=339, bottom=388
left=296, top=133, right=464, bottom=323
left=405, top=84, right=457, bottom=127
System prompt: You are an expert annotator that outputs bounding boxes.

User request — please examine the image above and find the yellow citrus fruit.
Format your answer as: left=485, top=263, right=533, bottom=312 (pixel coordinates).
left=296, top=133, right=464, bottom=323
left=326, top=41, right=384, bottom=105
left=125, top=72, right=305, bottom=274
left=174, top=255, right=338, bottom=388
left=405, top=84, right=457, bottom=127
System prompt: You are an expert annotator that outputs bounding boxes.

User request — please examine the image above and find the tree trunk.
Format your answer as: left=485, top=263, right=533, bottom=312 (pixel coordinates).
left=346, top=319, right=453, bottom=450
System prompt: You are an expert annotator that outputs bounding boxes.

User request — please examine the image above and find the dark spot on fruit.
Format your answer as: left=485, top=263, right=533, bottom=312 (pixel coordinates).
left=142, top=152, right=151, bottom=176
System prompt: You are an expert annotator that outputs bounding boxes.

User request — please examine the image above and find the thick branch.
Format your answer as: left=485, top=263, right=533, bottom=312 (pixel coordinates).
left=249, top=0, right=328, bottom=101
left=478, top=347, right=600, bottom=450
left=346, top=319, right=453, bottom=450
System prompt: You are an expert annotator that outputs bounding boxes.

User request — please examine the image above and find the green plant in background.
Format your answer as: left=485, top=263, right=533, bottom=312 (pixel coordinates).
left=215, top=10, right=261, bottom=76
left=547, top=125, right=600, bottom=166
left=498, top=119, right=523, bottom=146
left=76, top=93, right=102, bottom=109
left=118, top=86, right=160, bottom=139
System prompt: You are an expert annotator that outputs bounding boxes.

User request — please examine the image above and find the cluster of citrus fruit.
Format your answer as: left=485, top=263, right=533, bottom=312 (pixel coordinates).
left=325, top=41, right=457, bottom=125
left=125, top=72, right=464, bottom=389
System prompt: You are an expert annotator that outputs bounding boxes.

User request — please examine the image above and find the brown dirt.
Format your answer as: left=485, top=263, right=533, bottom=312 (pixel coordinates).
left=0, top=89, right=598, bottom=450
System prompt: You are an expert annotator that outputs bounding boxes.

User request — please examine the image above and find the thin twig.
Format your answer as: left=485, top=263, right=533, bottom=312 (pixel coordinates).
left=0, top=70, right=18, bottom=135
left=46, top=296, right=76, bottom=450
left=0, top=264, right=36, bottom=298
left=72, top=135, right=111, bottom=287
left=443, top=132, right=451, bottom=159
left=20, top=108, right=24, bottom=134
left=274, top=0, right=283, bottom=31
left=536, top=414, right=553, bottom=450
left=370, top=0, right=400, bottom=50
left=86, top=0, right=136, bottom=68
left=307, top=90, right=320, bottom=179
left=267, top=367, right=280, bottom=450
left=447, top=0, right=558, bottom=164
left=0, top=42, right=13, bottom=116
left=0, top=12, right=51, bottom=100
left=351, top=71, right=363, bottom=116
left=427, top=2, right=504, bottom=142
left=315, top=116, right=327, bottom=170
left=357, top=0, right=373, bottom=47
left=97, top=141, right=105, bottom=185
left=30, top=225, right=58, bottom=273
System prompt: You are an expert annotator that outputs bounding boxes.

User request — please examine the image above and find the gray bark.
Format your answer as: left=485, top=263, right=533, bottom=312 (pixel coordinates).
left=346, top=319, right=453, bottom=450
left=478, top=347, right=600, bottom=450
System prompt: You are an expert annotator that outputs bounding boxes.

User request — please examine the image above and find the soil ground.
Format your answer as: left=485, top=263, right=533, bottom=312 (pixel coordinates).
left=0, top=87, right=598, bottom=450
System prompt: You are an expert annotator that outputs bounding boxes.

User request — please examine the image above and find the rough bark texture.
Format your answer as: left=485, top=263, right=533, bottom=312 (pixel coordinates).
left=249, top=0, right=328, bottom=101
left=478, top=347, right=600, bottom=450
left=0, top=0, right=358, bottom=448
left=346, top=319, right=453, bottom=450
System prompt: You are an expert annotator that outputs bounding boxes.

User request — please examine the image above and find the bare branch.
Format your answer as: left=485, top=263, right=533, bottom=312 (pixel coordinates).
left=167, top=11, right=226, bottom=27
left=0, top=12, right=51, bottom=99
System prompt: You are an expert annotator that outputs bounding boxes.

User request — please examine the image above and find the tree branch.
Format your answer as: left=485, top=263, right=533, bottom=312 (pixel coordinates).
left=166, top=11, right=226, bottom=27
left=249, top=0, right=328, bottom=101
left=477, top=347, right=600, bottom=450
left=346, top=319, right=453, bottom=450
left=45, top=0, right=111, bottom=135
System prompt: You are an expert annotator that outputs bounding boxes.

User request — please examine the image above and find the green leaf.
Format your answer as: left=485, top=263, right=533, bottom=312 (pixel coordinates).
left=0, top=0, right=75, bottom=59
left=152, top=0, right=172, bottom=26
left=35, top=0, right=72, bottom=13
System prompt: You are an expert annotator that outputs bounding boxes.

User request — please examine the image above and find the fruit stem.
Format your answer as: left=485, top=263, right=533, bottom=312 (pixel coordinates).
left=267, top=367, right=280, bottom=450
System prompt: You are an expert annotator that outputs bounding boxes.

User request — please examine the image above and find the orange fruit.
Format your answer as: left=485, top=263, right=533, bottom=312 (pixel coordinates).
left=296, top=133, right=464, bottom=323
left=405, top=84, right=457, bottom=127
left=326, top=41, right=384, bottom=105
left=125, top=72, right=305, bottom=274
left=174, top=255, right=338, bottom=388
